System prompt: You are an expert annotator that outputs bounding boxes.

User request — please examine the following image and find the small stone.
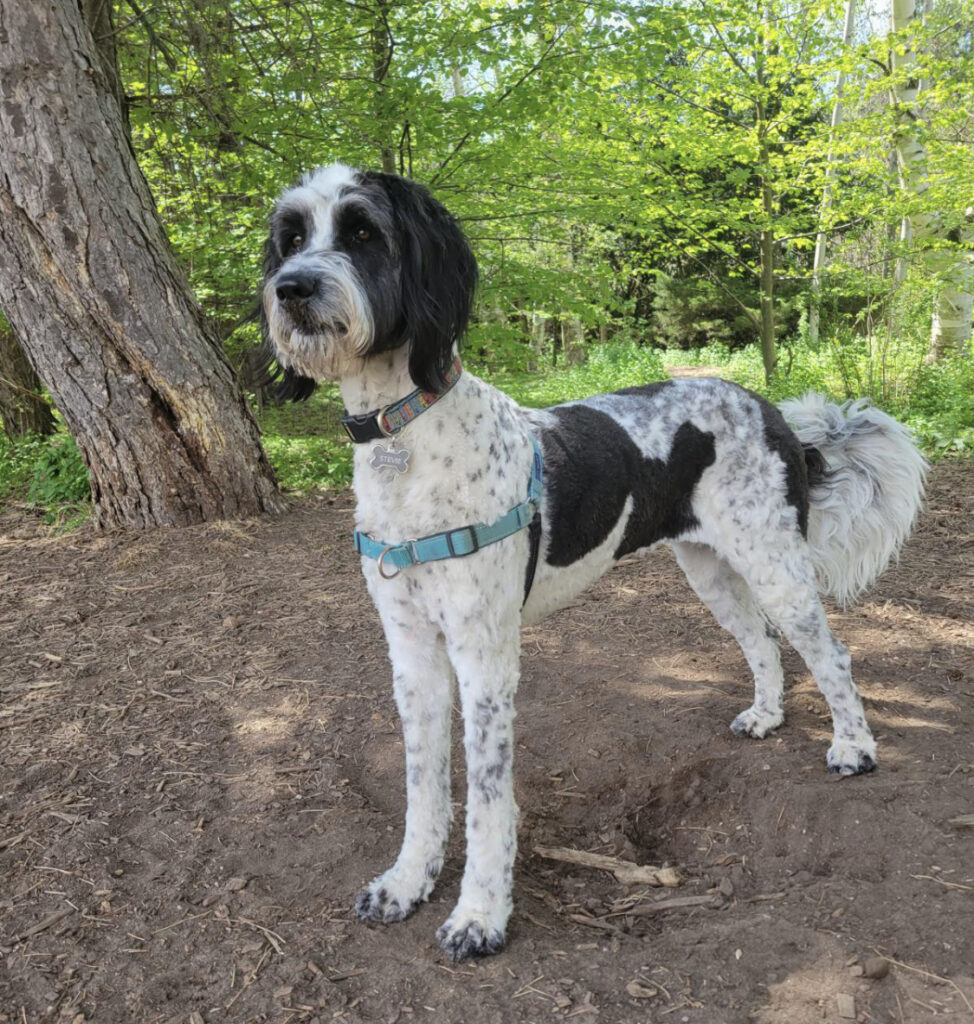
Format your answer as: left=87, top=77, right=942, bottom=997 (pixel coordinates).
left=863, top=957, right=890, bottom=980
left=225, top=876, right=248, bottom=891
left=719, top=877, right=734, bottom=898
left=836, top=993, right=856, bottom=1019
left=849, top=965, right=864, bottom=977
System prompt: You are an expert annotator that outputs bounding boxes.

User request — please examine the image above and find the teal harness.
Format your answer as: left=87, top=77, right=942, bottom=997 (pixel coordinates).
left=354, top=437, right=544, bottom=582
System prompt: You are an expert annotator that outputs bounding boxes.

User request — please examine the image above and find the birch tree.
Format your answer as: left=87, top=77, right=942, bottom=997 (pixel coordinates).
left=890, top=0, right=973, bottom=359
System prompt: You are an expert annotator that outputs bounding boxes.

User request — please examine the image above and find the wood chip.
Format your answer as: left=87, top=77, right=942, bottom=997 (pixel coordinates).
left=626, top=895, right=721, bottom=916
left=567, top=913, right=624, bottom=934
left=626, top=980, right=658, bottom=999
left=948, top=814, right=974, bottom=829
left=534, top=845, right=682, bottom=887
left=16, top=906, right=77, bottom=940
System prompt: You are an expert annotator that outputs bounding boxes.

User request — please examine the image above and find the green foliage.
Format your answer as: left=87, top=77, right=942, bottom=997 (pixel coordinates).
left=491, top=343, right=667, bottom=407
left=0, top=431, right=91, bottom=524
left=11, top=0, right=969, bottom=528
left=257, top=386, right=354, bottom=492
left=673, top=329, right=974, bottom=456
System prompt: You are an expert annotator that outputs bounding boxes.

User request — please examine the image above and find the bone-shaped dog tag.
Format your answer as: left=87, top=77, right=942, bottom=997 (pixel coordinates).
left=369, top=443, right=410, bottom=474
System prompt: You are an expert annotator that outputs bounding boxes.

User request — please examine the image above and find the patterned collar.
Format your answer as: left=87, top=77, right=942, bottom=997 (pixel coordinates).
left=340, top=356, right=463, bottom=443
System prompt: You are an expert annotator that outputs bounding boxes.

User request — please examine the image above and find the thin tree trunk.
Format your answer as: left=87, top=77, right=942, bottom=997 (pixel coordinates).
left=372, top=0, right=396, bottom=174
left=0, top=0, right=283, bottom=528
left=0, top=319, right=55, bottom=438
left=890, top=0, right=973, bottom=359
left=809, top=0, right=857, bottom=345
left=755, top=7, right=777, bottom=382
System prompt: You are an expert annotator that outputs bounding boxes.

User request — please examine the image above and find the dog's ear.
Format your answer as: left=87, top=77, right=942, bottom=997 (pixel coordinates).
left=371, top=173, right=478, bottom=392
left=257, top=230, right=318, bottom=402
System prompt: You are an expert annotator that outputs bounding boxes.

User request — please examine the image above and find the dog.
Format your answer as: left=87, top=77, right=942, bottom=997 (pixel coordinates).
left=259, top=163, right=928, bottom=961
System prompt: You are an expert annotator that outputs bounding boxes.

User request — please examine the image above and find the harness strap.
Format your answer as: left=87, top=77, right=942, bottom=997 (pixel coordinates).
left=354, top=438, right=544, bottom=590
left=523, top=510, right=543, bottom=605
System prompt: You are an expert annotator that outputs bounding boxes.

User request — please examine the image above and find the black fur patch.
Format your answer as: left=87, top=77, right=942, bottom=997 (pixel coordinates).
left=362, top=172, right=478, bottom=393
left=539, top=400, right=716, bottom=566
left=753, top=395, right=811, bottom=536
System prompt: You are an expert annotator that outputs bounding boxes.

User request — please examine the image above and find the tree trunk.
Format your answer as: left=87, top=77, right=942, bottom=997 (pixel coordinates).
left=809, top=0, right=857, bottom=345
left=890, top=0, right=973, bottom=359
left=755, top=7, right=777, bottom=382
left=371, top=0, right=396, bottom=174
left=0, top=318, right=55, bottom=439
left=0, top=0, right=283, bottom=528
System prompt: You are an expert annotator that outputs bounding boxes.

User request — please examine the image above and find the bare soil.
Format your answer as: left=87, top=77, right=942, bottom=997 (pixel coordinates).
left=1, top=460, right=972, bottom=1024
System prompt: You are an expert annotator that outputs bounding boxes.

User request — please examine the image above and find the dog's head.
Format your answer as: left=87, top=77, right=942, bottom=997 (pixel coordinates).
left=260, top=164, right=478, bottom=398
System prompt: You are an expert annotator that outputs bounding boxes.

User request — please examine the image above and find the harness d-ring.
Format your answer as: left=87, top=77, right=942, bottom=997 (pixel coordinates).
left=377, top=546, right=401, bottom=580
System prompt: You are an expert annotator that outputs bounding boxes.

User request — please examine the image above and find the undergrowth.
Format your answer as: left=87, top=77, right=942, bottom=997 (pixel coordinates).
left=674, top=335, right=974, bottom=455
left=1, top=336, right=970, bottom=521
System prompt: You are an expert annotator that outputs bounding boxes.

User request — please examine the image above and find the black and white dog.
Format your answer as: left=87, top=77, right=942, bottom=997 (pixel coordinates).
left=260, top=164, right=927, bottom=961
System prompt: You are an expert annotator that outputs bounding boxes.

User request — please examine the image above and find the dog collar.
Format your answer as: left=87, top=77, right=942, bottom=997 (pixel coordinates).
left=353, top=436, right=544, bottom=580
left=341, top=357, right=463, bottom=443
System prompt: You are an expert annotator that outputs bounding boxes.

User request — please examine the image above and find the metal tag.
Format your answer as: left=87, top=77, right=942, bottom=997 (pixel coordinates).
left=369, top=443, right=410, bottom=474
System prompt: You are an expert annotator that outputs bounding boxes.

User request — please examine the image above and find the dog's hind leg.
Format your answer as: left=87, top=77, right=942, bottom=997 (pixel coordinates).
left=436, top=614, right=521, bottom=961
left=672, top=541, right=785, bottom=739
left=723, top=539, right=877, bottom=775
left=355, top=621, right=454, bottom=924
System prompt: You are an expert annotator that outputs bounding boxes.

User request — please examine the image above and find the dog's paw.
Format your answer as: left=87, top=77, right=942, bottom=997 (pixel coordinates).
left=436, top=912, right=506, bottom=962
left=827, top=737, right=877, bottom=776
left=355, top=871, right=430, bottom=924
left=730, top=706, right=783, bottom=739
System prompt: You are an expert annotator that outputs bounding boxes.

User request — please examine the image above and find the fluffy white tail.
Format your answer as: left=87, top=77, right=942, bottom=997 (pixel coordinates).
left=778, top=393, right=928, bottom=606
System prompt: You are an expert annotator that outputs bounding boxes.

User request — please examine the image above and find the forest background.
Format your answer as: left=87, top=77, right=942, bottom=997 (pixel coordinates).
left=1, top=0, right=972, bottom=524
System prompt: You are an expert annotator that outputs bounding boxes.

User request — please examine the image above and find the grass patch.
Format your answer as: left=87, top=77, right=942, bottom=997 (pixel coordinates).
left=257, top=384, right=353, bottom=492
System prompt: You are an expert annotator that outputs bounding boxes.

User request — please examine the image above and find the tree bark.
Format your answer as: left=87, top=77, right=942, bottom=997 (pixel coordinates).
left=0, top=318, right=55, bottom=438
left=371, top=0, right=396, bottom=174
left=0, top=0, right=283, bottom=527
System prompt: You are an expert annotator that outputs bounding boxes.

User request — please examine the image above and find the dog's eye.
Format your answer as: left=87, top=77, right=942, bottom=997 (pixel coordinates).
left=285, top=233, right=304, bottom=254
left=354, top=226, right=371, bottom=242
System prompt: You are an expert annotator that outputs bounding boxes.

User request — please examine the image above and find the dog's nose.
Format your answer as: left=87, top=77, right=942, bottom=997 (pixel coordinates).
left=275, top=272, right=316, bottom=302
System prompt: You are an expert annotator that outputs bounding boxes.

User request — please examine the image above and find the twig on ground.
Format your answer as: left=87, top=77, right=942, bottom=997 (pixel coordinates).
left=534, top=845, right=682, bottom=887
left=872, top=950, right=974, bottom=1015
left=15, top=905, right=76, bottom=940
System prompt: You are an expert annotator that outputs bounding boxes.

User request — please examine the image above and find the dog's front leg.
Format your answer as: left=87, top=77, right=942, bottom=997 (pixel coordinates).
left=436, top=617, right=520, bottom=961
left=355, top=619, right=454, bottom=923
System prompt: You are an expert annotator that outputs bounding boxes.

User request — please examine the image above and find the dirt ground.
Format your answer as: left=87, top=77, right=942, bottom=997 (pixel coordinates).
left=1, top=458, right=972, bottom=1024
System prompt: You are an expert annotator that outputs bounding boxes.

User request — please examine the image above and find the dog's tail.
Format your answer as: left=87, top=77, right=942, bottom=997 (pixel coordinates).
left=778, top=392, right=928, bottom=606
